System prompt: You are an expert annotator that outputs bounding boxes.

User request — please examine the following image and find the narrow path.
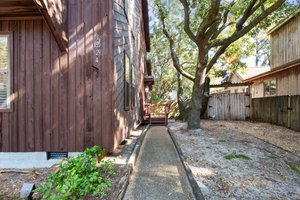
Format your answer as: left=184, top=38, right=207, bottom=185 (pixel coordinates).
left=123, top=126, right=194, bottom=200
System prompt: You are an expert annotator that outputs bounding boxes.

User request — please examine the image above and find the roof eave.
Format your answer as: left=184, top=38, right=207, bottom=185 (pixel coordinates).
left=243, top=58, right=300, bottom=82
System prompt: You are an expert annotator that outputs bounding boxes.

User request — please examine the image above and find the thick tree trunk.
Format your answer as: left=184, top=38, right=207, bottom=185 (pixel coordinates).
left=200, top=77, right=210, bottom=118
left=187, top=66, right=206, bottom=129
left=177, top=73, right=188, bottom=120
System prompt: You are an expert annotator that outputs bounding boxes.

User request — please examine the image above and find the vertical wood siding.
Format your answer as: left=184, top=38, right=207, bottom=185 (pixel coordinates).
left=252, top=96, right=300, bottom=132
left=271, top=14, right=300, bottom=68
left=251, top=65, right=300, bottom=98
left=113, top=0, right=146, bottom=149
left=0, top=0, right=114, bottom=152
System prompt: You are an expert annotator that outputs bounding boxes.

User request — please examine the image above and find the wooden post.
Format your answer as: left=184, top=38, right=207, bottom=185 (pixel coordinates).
left=287, top=95, right=291, bottom=128
left=249, top=84, right=253, bottom=121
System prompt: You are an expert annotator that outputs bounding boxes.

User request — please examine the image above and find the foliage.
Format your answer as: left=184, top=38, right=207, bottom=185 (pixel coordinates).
left=152, top=0, right=299, bottom=129
left=150, top=21, right=194, bottom=103
left=224, top=154, right=252, bottom=160
left=34, top=146, right=115, bottom=200
left=285, top=161, right=300, bottom=175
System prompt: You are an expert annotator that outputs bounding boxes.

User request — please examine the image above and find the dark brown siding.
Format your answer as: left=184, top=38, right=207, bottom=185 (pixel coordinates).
left=0, top=0, right=114, bottom=152
left=112, top=0, right=147, bottom=149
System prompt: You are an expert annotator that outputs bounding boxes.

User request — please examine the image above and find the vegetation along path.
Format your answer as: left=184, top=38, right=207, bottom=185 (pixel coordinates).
left=123, top=126, right=194, bottom=200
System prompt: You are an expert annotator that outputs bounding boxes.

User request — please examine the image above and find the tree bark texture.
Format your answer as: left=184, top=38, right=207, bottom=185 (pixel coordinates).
left=201, top=77, right=210, bottom=118
left=177, top=73, right=188, bottom=120
left=188, top=65, right=207, bottom=129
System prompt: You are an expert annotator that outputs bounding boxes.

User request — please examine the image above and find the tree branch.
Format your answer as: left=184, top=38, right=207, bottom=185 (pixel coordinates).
left=156, top=1, right=195, bottom=82
left=210, top=0, right=284, bottom=48
left=179, top=0, right=197, bottom=43
left=196, top=0, right=221, bottom=40
left=207, top=44, right=231, bottom=72
left=209, top=1, right=236, bottom=41
left=236, top=0, right=258, bottom=31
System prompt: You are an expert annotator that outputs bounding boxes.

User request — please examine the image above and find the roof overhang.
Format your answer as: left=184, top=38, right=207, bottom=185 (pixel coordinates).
left=243, top=58, right=300, bottom=82
left=142, top=0, right=150, bottom=52
left=0, top=0, right=67, bottom=52
left=210, top=82, right=251, bottom=88
left=0, top=0, right=41, bottom=19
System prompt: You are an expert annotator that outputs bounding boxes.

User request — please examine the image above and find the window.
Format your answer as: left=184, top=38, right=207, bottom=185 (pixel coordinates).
left=124, top=52, right=131, bottom=110
left=0, top=34, right=11, bottom=110
left=131, top=64, right=136, bottom=108
left=264, top=79, right=277, bottom=96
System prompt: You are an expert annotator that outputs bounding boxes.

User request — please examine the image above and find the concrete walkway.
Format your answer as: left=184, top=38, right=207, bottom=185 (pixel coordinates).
left=123, top=126, right=194, bottom=200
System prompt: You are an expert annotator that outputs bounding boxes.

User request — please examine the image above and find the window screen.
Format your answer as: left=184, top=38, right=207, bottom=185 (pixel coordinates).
left=0, top=34, right=10, bottom=109
left=264, top=79, right=276, bottom=96
left=131, top=64, right=136, bottom=108
left=124, top=52, right=131, bottom=110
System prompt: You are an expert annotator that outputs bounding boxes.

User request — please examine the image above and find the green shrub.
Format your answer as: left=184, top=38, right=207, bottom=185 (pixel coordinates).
left=35, top=146, right=115, bottom=200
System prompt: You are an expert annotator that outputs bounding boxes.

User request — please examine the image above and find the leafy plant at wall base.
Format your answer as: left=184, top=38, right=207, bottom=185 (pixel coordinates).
left=34, top=146, right=115, bottom=199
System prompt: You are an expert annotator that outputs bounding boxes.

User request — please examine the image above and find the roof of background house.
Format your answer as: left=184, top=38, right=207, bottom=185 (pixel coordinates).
left=235, top=67, right=270, bottom=81
left=244, top=58, right=300, bottom=82
left=211, top=67, right=270, bottom=86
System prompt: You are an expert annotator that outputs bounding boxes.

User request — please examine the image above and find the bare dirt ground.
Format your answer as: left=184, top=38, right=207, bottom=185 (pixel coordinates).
left=169, top=120, right=300, bottom=200
left=0, top=168, right=52, bottom=199
left=0, top=164, right=128, bottom=200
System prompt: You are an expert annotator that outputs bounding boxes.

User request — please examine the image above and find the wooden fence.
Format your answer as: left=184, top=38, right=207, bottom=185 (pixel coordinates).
left=208, top=93, right=250, bottom=120
left=252, top=95, right=300, bottom=132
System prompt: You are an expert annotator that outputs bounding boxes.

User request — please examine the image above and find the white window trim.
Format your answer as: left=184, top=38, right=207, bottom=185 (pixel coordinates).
left=0, top=32, right=13, bottom=112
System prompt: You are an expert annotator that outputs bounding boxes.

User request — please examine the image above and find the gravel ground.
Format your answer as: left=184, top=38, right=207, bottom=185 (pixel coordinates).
left=168, top=120, right=300, bottom=200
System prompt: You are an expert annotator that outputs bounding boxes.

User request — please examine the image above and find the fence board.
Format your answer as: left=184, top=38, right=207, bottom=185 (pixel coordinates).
left=291, top=95, right=300, bottom=131
left=252, top=96, right=300, bottom=132
left=208, top=93, right=249, bottom=120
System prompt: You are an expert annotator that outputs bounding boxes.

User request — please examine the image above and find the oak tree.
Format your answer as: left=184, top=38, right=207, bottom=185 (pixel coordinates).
left=154, top=0, right=297, bottom=129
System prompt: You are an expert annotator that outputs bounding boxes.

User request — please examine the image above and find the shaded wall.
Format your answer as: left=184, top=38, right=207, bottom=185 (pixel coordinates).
left=113, top=0, right=147, bottom=149
left=252, top=95, right=300, bottom=132
left=0, top=0, right=114, bottom=152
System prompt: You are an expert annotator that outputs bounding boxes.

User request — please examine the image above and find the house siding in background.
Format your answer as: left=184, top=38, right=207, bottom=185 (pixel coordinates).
left=247, top=12, right=300, bottom=98
left=245, top=12, right=300, bottom=132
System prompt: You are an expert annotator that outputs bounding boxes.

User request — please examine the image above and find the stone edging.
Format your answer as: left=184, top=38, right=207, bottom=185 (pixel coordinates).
left=119, top=124, right=150, bottom=200
left=167, top=127, right=205, bottom=200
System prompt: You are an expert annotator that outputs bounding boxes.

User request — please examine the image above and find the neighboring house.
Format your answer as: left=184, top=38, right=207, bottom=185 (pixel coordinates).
left=244, top=12, right=300, bottom=98
left=0, top=0, right=152, bottom=152
left=210, top=67, right=269, bottom=94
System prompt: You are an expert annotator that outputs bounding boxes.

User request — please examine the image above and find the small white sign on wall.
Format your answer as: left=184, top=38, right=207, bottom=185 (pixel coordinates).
left=94, top=33, right=102, bottom=65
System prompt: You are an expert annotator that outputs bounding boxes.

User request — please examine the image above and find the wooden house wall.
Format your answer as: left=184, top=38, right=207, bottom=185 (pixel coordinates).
left=41, top=0, right=68, bottom=48
left=0, top=0, right=114, bottom=152
left=251, top=65, right=300, bottom=98
left=113, top=0, right=146, bottom=148
left=270, top=14, right=300, bottom=68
